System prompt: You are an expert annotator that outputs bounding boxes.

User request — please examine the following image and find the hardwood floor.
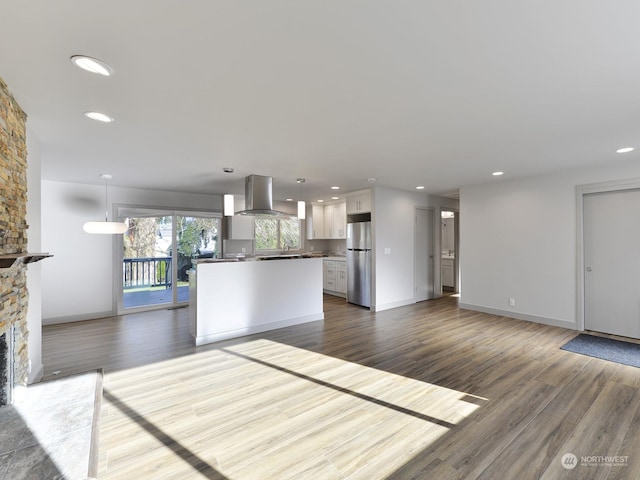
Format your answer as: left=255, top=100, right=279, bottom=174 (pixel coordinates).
left=42, top=295, right=640, bottom=479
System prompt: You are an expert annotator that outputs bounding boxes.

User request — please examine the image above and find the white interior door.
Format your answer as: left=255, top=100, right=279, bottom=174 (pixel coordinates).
left=584, top=189, right=640, bottom=339
left=415, top=208, right=434, bottom=302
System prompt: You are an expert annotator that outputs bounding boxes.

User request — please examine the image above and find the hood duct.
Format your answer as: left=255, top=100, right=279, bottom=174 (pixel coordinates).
left=234, top=174, right=290, bottom=216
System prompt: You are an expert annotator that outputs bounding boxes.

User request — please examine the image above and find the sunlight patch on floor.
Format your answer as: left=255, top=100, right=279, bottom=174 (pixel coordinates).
left=99, top=339, right=487, bottom=479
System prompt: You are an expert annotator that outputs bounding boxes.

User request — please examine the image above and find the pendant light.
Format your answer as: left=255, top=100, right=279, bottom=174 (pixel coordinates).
left=222, top=167, right=235, bottom=216
left=296, top=178, right=306, bottom=219
left=223, top=194, right=235, bottom=216
left=83, top=174, right=128, bottom=234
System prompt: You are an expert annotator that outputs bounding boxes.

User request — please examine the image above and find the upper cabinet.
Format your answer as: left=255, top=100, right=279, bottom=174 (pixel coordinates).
left=323, top=202, right=346, bottom=239
left=306, top=204, right=325, bottom=240
left=346, top=190, right=372, bottom=214
left=307, top=201, right=346, bottom=239
left=224, top=215, right=254, bottom=240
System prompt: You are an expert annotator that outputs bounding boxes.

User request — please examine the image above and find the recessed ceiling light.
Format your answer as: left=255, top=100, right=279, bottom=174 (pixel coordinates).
left=331, top=196, right=339, bottom=200
left=616, top=147, right=634, bottom=153
left=318, top=199, right=324, bottom=203
left=416, top=186, right=425, bottom=190
left=492, top=171, right=504, bottom=176
left=84, top=111, right=114, bottom=123
left=331, top=186, right=340, bottom=190
left=70, top=55, right=114, bottom=76
left=285, top=198, right=293, bottom=202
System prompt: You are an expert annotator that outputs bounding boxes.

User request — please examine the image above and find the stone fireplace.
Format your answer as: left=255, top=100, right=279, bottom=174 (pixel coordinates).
left=0, top=76, right=30, bottom=406
left=0, top=328, right=15, bottom=405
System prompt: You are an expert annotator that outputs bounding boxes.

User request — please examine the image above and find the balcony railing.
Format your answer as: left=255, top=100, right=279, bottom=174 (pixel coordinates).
left=123, top=257, right=172, bottom=289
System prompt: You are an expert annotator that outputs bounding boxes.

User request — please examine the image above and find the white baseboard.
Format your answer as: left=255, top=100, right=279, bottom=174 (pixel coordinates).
left=194, top=312, right=325, bottom=346
left=28, top=363, right=44, bottom=384
left=43, top=311, right=114, bottom=325
left=323, top=289, right=346, bottom=298
left=372, top=298, right=415, bottom=312
left=459, top=302, right=578, bottom=330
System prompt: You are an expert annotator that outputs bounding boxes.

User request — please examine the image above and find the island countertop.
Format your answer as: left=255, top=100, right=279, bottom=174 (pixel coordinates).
left=195, top=252, right=326, bottom=264
left=189, top=256, right=324, bottom=346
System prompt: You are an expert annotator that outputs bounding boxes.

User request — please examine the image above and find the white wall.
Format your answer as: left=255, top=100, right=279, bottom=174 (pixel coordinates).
left=372, top=186, right=458, bottom=311
left=26, top=126, right=42, bottom=383
left=41, top=180, right=222, bottom=323
left=441, top=218, right=455, bottom=252
left=459, top=158, right=640, bottom=329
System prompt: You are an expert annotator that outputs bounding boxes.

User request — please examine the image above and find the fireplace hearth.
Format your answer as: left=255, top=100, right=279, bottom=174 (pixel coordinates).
left=0, top=328, right=14, bottom=406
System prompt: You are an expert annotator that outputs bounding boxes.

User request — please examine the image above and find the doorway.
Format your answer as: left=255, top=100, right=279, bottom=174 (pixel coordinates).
left=117, top=207, right=221, bottom=314
left=583, top=189, right=640, bottom=339
left=440, top=209, right=459, bottom=294
left=415, top=207, right=435, bottom=302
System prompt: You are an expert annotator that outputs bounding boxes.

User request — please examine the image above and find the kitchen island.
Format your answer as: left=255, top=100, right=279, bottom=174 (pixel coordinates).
left=189, top=256, right=324, bottom=346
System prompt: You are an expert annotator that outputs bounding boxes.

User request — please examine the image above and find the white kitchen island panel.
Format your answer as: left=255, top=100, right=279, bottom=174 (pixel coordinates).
left=192, top=257, right=324, bottom=346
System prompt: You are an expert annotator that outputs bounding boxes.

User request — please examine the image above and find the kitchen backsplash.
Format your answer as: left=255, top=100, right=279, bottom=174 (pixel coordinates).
left=306, top=239, right=346, bottom=254
left=223, top=239, right=253, bottom=256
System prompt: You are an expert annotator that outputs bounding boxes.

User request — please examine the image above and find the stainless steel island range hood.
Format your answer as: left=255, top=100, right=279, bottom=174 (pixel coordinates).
left=234, top=174, right=290, bottom=216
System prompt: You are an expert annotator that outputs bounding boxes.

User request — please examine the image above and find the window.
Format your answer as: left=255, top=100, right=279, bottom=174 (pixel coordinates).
left=117, top=206, right=221, bottom=313
left=255, top=216, right=301, bottom=251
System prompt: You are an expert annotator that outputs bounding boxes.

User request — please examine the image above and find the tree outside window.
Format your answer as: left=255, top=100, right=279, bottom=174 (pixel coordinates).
left=255, top=216, right=300, bottom=251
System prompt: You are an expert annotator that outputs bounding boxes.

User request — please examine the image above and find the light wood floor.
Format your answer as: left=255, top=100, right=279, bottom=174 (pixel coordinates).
left=42, top=296, right=640, bottom=479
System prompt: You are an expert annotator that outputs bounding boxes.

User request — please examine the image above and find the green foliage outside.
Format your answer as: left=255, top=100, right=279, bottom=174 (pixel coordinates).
left=280, top=217, right=300, bottom=249
left=176, top=216, right=219, bottom=257
left=255, top=216, right=300, bottom=251
left=124, top=216, right=220, bottom=259
left=123, top=217, right=160, bottom=258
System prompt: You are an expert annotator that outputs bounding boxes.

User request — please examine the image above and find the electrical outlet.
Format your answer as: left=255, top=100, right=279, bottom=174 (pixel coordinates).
left=384, top=248, right=391, bottom=255
left=508, top=298, right=515, bottom=307
left=310, top=246, right=314, bottom=251
left=241, top=247, right=246, bottom=253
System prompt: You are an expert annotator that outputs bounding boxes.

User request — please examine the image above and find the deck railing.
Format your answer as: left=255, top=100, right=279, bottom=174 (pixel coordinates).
left=123, top=257, right=172, bottom=289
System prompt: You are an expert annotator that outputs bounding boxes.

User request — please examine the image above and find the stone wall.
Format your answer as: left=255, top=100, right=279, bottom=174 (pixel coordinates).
left=0, top=76, right=29, bottom=387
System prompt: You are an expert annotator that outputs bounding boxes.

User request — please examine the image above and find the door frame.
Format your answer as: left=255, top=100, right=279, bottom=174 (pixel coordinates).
left=114, top=204, right=222, bottom=315
left=414, top=207, right=435, bottom=302
left=576, top=178, right=640, bottom=332
left=439, top=207, right=460, bottom=295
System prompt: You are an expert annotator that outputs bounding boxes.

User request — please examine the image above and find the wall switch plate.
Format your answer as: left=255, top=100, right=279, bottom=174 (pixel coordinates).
left=384, top=248, right=391, bottom=255
left=508, top=298, right=515, bottom=307
left=241, top=247, right=246, bottom=253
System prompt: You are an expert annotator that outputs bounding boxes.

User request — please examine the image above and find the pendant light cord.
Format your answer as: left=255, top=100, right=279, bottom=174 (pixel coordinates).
left=104, top=177, right=109, bottom=222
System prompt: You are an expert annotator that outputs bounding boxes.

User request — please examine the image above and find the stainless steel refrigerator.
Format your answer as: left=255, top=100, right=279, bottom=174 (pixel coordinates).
left=347, top=221, right=372, bottom=307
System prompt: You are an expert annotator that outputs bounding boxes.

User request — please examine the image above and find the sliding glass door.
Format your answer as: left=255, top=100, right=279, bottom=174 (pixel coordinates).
left=117, top=207, right=221, bottom=313
left=122, top=214, right=174, bottom=309
left=174, top=215, right=220, bottom=303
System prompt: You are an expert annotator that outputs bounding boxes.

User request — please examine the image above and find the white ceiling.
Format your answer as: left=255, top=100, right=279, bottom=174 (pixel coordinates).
left=1, top=1, right=639, bottom=202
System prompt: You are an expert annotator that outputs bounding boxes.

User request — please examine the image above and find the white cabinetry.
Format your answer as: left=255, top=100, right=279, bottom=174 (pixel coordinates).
left=346, top=191, right=371, bottom=214
left=323, top=202, right=346, bottom=239
left=307, top=204, right=325, bottom=239
left=336, top=261, right=347, bottom=294
left=224, top=215, right=254, bottom=240
left=323, top=260, right=336, bottom=291
left=442, top=257, right=454, bottom=288
left=323, top=258, right=347, bottom=297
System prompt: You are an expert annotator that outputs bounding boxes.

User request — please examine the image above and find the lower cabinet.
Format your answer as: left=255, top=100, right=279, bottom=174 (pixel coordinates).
left=442, top=257, right=454, bottom=288
left=323, top=259, right=347, bottom=297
